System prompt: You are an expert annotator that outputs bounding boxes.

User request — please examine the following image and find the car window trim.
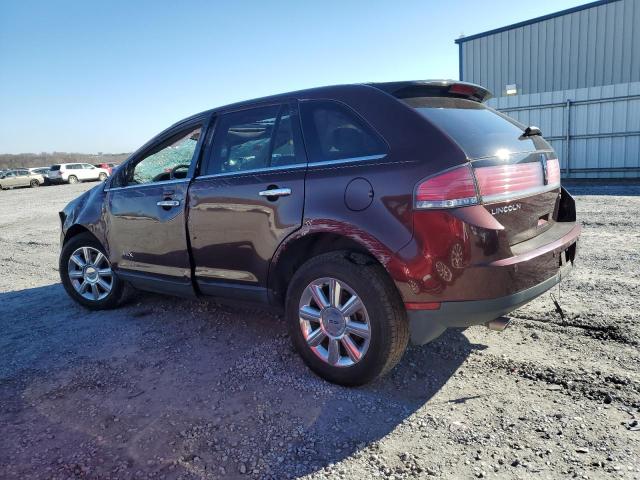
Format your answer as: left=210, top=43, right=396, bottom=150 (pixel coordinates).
left=195, top=162, right=307, bottom=181
left=307, top=153, right=388, bottom=167
left=105, top=178, right=191, bottom=192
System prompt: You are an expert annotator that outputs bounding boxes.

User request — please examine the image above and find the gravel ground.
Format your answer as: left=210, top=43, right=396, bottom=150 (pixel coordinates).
left=0, top=182, right=639, bottom=479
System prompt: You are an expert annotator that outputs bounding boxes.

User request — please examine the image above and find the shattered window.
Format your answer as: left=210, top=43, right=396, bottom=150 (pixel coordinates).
left=130, top=127, right=201, bottom=185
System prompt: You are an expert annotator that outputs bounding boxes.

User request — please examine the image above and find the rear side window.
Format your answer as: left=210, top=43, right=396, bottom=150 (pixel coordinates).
left=300, top=100, right=387, bottom=163
left=404, top=97, right=536, bottom=159
left=50, top=165, right=60, bottom=171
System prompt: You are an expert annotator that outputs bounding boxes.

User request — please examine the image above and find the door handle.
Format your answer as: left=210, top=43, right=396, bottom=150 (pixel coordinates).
left=258, top=188, right=291, bottom=198
left=157, top=200, right=180, bottom=207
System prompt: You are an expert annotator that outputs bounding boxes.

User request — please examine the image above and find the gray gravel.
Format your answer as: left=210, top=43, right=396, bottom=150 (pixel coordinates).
left=0, top=182, right=639, bottom=479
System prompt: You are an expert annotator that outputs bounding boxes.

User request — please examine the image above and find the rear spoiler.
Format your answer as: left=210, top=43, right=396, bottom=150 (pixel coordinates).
left=368, top=80, right=493, bottom=103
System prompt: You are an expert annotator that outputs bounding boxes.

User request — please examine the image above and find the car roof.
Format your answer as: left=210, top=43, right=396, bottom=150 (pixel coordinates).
left=168, top=80, right=491, bottom=130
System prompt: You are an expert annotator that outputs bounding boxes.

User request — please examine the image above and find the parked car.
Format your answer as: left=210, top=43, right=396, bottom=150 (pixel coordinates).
left=94, top=162, right=119, bottom=175
left=28, top=167, right=52, bottom=185
left=58, top=80, right=581, bottom=385
left=48, top=163, right=109, bottom=184
left=0, top=169, right=45, bottom=189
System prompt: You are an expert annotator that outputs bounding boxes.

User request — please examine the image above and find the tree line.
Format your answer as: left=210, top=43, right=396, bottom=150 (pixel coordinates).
left=0, top=152, right=131, bottom=170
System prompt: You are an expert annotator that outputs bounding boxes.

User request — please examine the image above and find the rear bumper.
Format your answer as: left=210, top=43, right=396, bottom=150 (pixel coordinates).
left=407, top=222, right=580, bottom=345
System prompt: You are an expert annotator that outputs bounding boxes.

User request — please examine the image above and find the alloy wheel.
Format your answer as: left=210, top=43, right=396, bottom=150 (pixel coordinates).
left=67, top=246, right=113, bottom=301
left=298, top=277, right=371, bottom=367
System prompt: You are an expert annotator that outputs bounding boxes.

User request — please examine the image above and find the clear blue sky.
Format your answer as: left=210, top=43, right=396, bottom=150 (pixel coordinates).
left=0, top=0, right=586, bottom=154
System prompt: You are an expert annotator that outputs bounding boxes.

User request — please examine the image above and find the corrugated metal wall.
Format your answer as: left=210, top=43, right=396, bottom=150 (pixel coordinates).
left=459, top=0, right=640, bottom=96
left=488, top=82, right=640, bottom=178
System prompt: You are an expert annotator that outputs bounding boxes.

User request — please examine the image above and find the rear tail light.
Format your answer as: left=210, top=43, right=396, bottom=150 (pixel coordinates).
left=546, top=158, right=561, bottom=186
left=415, top=165, right=478, bottom=209
left=415, top=158, right=561, bottom=209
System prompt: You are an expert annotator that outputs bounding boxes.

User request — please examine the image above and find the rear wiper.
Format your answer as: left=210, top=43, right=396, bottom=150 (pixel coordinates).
left=520, top=125, right=542, bottom=138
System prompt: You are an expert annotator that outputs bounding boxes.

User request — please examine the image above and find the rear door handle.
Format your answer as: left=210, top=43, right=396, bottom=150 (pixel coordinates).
left=258, top=188, right=291, bottom=197
left=157, top=200, right=180, bottom=207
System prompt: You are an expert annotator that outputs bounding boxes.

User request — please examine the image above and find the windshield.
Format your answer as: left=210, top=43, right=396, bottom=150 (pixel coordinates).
left=404, top=97, right=538, bottom=159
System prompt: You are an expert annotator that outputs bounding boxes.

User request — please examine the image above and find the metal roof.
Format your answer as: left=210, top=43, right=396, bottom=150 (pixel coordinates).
left=454, top=0, right=621, bottom=44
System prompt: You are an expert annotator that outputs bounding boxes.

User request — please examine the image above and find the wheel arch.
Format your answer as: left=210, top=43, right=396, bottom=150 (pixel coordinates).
left=63, top=224, right=100, bottom=246
left=268, top=228, right=396, bottom=307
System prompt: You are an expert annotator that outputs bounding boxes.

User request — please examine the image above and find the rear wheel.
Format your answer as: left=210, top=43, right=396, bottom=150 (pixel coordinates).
left=60, top=232, right=125, bottom=310
left=30, top=179, right=40, bottom=188
left=286, top=251, right=409, bottom=386
left=98, top=173, right=107, bottom=181
left=68, top=175, right=78, bottom=184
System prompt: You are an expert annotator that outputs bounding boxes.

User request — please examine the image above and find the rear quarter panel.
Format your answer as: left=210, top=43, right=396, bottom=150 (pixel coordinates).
left=276, top=86, right=469, bottom=281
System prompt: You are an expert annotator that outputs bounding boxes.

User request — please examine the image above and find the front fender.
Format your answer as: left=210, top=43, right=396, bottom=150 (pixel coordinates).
left=59, top=185, right=110, bottom=251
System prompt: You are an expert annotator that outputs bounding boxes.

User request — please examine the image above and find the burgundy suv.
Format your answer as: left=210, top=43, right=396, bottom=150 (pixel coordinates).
left=59, top=80, right=580, bottom=385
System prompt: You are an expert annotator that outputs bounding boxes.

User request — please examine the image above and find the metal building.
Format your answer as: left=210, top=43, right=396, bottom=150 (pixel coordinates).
left=455, top=0, right=640, bottom=178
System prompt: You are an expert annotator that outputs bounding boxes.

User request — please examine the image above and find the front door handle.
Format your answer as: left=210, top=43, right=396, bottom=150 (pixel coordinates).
left=157, top=200, right=180, bottom=207
left=258, top=188, right=291, bottom=198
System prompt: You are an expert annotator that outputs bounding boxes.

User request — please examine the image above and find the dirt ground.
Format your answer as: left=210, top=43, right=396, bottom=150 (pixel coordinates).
left=0, top=182, right=638, bottom=480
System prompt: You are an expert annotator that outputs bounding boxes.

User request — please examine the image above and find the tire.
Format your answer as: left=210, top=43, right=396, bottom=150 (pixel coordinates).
left=59, top=232, right=125, bottom=310
left=30, top=179, right=40, bottom=188
left=98, top=173, right=107, bottom=181
left=285, top=251, right=409, bottom=386
left=68, top=175, right=78, bottom=184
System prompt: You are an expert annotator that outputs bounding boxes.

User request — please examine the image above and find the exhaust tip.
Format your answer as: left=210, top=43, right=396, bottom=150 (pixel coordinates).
left=486, top=316, right=512, bottom=332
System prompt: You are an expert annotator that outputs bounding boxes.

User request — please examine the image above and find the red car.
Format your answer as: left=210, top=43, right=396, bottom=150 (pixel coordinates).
left=59, top=80, right=580, bottom=385
left=93, top=162, right=118, bottom=175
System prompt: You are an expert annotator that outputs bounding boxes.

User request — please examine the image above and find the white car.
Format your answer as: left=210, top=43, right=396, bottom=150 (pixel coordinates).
left=48, top=163, right=110, bottom=184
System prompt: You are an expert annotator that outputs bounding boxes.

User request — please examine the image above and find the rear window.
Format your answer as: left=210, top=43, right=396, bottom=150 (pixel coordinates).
left=50, top=165, right=61, bottom=171
left=404, top=97, right=537, bottom=159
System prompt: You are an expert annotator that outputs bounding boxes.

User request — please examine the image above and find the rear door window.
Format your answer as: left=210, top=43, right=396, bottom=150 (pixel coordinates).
left=206, top=104, right=304, bottom=175
left=404, top=97, right=536, bottom=159
left=300, top=100, right=387, bottom=164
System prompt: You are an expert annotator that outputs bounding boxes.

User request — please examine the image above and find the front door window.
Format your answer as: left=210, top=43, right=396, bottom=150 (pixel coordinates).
left=129, top=127, right=201, bottom=185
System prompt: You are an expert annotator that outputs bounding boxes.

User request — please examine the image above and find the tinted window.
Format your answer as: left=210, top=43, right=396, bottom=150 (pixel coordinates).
left=209, top=105, right=279, bottom=174
left=50, top=165, right=60, bottom=171
left=404, top=97, right=536, bottom=159
left=300, top=100, right=387, bottom=163
left=128, top=126, right=201, bottom=185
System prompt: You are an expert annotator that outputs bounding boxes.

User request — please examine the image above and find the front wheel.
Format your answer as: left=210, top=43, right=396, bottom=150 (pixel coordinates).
left=30, top=179, right=40, bottom=188
left=68, top=175, right=78, bottom=184
left=98, top=173, right=107, bottom=181
left=286, top=251, right=409, bottom=386
left=60, top=232, right=125, bottom=310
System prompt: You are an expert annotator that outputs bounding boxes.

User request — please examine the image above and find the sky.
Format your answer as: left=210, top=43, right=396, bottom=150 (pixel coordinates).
left=0, top=0, right=587, bottom=154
